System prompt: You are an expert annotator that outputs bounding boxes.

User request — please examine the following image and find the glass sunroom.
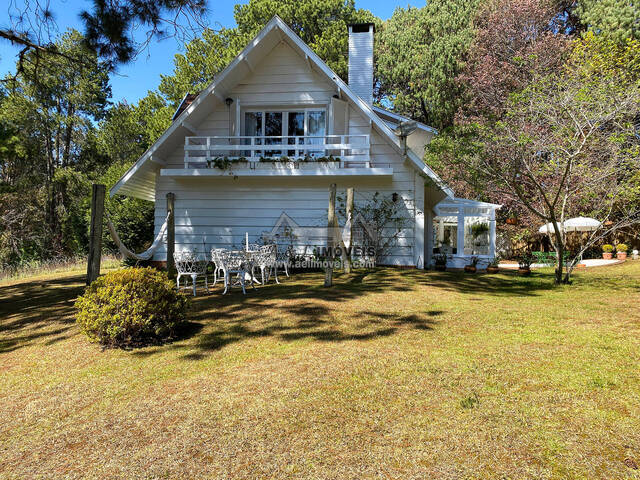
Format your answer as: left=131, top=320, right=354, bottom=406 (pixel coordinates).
left=430, top=197, right=501, bottom=269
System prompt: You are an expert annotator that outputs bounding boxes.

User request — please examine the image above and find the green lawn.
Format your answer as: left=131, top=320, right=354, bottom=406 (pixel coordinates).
left=1, top=262, right=640, bottom=479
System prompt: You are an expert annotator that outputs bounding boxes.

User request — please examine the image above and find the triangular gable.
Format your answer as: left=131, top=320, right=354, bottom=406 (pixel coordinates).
left=111, top=15, right=452, bottom=200
left=269, top=212, right=300, bottom=236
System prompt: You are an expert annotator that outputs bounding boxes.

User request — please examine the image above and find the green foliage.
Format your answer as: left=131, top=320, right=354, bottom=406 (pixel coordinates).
left=576, top=0, right=639, bottom=43
left=79, top=0, right=207, bottom=67
left=518, top=253, right=534, bottom=269
left=133, top=92, right=174, bottom=146
left=616, top=243, right=628, bottom=252
left=96, top=102, right=149, bottom=164
left=158, top=28, right=242, bottom=107
left=377, top=1, right=479, bottom=129
left=471, top=222, right=489, bottom=238
left=98, top=162, right=154, bottom=255
left=234, top=0, right=378, bottom=81
left=51, top=167, right=91, bottom=255
left=337, top=191, right=410, bottom=264
left=75, top=267, right=189, bottom=346
left=206, top=155, right=341, bottom=170
left=433, top=253, right=448, bottom=267
left=0, top=30, right=110, bottom=267
left=602, top=244, right=614, bottom=253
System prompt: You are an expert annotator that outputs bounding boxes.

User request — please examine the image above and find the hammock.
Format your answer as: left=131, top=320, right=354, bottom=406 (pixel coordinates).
left=342, top=211, right=353, bottom=248
left=106, top=212, right=170, bottom=261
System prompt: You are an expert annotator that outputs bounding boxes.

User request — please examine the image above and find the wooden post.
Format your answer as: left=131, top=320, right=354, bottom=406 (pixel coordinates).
left=343, top=187, right=354, bottom=274
left=166, top=192, right=176, bottom=278
left=86, top=184, right=105, bottom=285
left=324, top=183, right=337, bottom=287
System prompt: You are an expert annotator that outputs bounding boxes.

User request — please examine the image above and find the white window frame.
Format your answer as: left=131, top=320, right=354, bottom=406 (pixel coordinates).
left=242, top=107, right=327, bottom=138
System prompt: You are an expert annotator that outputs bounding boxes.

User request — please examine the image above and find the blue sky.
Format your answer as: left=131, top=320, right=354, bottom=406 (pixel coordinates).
left=0, top=0, right=412, bottom=105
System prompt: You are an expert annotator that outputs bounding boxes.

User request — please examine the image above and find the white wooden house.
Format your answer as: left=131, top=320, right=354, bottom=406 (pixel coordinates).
left=111, top=15, right=499, bottom=269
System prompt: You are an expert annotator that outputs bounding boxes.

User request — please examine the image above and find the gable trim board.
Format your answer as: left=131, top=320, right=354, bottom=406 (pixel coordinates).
left=372, top=106, right=438, bottom=134
left=110, top=15, right=451, bottom=201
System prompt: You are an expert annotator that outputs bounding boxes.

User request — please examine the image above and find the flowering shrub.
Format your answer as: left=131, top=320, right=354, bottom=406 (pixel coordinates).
left=75, top=267, right=188, bottom=347
left=602, top=244, right=614, bottom=253
left=616, top=243, right=628, bottom=252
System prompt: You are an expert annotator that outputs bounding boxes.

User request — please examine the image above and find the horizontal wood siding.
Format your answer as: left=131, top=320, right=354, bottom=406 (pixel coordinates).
left=151, top=40, right=420, bottom=266
left=154, top=171, right=418, bottom=266
left=230, top=43, right=336, bottom=107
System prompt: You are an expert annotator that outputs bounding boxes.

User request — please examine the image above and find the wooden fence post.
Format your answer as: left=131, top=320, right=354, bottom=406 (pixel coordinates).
left=166, top=192, right=176, bottom=278
left=343, top=187, right=354, bottom=274
left=324, top=183, right=337, bottom=287
left=86, top=183, right=105, bottom=285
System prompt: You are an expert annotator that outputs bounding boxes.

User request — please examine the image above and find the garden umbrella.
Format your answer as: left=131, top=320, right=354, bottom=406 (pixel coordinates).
left=562, top=217, right=601, bottom=232
left=538, top=217, right=601, bottom=234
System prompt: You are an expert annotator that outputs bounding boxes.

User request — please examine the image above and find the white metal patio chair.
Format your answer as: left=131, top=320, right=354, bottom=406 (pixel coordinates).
left=276, top=246, right=291, bottom=277
left=252, top=244, right=279, bottom=285
left=213, top=249, right=254, bottom=295
left=210, top=248, right=226, bottom=286
left=174, top=251, right=209, bottom=297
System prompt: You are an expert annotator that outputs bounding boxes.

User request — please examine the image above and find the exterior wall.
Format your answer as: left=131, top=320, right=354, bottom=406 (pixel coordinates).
left=230, top=42, right=337, bottom=106
left=152, top=41, right=421, bottom=267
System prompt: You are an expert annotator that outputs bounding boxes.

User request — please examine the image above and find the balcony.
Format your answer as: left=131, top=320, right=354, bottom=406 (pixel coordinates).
left=159, top=134, right=391, bottom=178
left=184, top=135, right=371, bottom=167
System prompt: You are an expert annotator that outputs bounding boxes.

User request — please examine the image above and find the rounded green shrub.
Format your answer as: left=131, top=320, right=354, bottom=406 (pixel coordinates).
left=75, top=267, right=188, bottom=347
left=602, top=244, right=614, bottom=253
left=616, top=243, right=628, bottom=252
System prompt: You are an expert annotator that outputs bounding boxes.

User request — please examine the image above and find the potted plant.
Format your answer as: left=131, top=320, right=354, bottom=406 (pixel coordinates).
left=486, top=256, right=500, bottom=274
left=616, top=243, right=628, bottom=260
left=517, top=253, right=533, bottom=276
left=433, top=253, right=448, bottom=271
left=471, top=223, right=489, bottom=238
left=464, top=256, right=479, bottom=273
left=602, top=244, right=614, bottom=260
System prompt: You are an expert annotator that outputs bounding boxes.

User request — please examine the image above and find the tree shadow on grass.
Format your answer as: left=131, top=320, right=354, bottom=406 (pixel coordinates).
left=171, top=270, right=448, bottom=360
left=0, top=266, right=558, bottom=356
left=0, top=274, right=84, bottom=353
left=410, top=269, right=557, bottom=298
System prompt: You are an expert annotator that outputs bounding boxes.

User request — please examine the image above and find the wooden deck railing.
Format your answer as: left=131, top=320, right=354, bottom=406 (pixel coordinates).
left=184, top=135, right=370, bottom=168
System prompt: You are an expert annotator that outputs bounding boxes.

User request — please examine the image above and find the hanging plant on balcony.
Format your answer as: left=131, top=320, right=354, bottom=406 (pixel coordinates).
left=207, top=157, right=234, bottom=170
left=250, top=155, right=342, bottom=166
left=205, top=154, right=342, bottom=171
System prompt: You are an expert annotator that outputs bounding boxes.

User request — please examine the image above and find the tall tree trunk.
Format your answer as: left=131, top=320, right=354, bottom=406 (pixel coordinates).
left=551, top=220, right=564, bottom=285
left=62, top=105, right=74, bottom=166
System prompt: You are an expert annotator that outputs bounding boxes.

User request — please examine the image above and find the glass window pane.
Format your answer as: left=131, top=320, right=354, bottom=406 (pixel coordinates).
left=464, top=216, right=490, bottom=255
left=288, top=112, right=304, bottom=157
left=307, top=111, right=326, bottom=135
left=244, top=112, right=262, bottom=136
left=244, top=112, right=262, bottom=157
left=433, top=216, right=457, bottom=255
left=307, top=110, right=326, bottom=157
left=265, top=112, right=283, bottom=157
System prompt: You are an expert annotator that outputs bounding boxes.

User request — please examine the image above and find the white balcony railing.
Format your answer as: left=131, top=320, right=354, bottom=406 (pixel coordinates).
left=184, top=135, right=370, bottom=169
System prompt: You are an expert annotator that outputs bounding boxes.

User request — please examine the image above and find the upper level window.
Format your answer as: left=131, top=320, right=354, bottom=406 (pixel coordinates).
left=244, top=109, right=326, bottom=158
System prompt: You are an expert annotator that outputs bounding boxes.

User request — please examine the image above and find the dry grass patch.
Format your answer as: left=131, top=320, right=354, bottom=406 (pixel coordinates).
left=1, top=263, right=640, bottom=479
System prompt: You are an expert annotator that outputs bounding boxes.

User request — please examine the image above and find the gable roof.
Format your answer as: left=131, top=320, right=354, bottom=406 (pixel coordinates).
left=111, top=15, right=452, bottom=200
